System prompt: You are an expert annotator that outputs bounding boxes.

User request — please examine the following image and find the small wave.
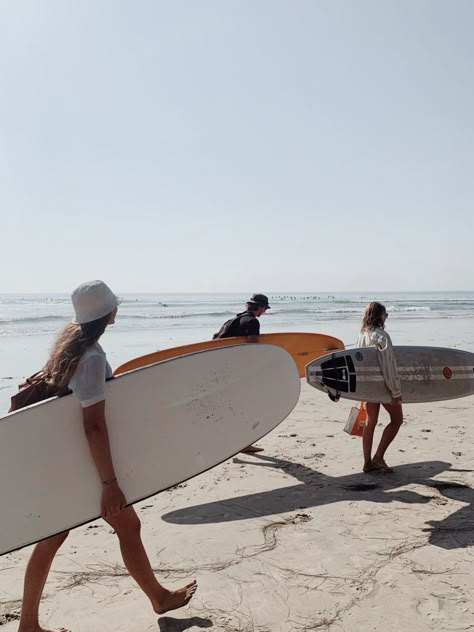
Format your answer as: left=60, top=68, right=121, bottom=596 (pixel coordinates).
left=386, top=305, right=431, bottom=313
left=271, top=307, right=363, bottom=315
left=0, top=310, right=237, bottom=325
left=0, top=315, right=68, bottom=324
left=124, top=310, right=235, bottom=321
left=0, top=297, right=70, bottom=305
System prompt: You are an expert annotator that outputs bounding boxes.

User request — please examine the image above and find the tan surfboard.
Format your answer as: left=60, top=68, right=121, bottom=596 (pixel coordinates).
left=114, top=332, right=345, bottom=378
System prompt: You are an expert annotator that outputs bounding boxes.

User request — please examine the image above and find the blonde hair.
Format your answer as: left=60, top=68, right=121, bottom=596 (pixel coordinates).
left=44, top=313, right=111, bottom=388
left=360, top=301, right=387, bottom=332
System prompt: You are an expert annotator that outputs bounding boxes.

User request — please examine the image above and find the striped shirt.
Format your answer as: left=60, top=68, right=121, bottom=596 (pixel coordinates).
left=357, top=328, right=401, bottom=398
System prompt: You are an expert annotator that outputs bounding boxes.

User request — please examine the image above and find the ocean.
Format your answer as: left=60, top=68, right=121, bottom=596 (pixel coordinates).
left=1, top=291, right=474, bottom=412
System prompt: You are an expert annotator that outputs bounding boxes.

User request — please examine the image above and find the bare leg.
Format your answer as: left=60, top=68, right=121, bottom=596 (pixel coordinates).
left=105, top=507, right=197, bottom=614
left=372, top=402, right=404, bottom=471
left=362, top=402, right=380, bottom=472
left=18, top=532, right=70, bottom=632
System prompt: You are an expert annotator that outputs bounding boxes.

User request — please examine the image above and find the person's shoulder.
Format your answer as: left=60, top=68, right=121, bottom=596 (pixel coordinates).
left=83, top=342, right=106, bottom=359
left=239, top=311, right=260, bottom=334
left=372, top=327, right=387, bottom=338
left=381, top=329, right=393, bottom=342
left=92, top=342, right=106, bottom=356
left=75, top=343, right=107, bottom=372
left=372, top=328, right=392, bottom=348
left=69, top=343, right=108, bottom=387
left=240, top=312, right=257, bottom=323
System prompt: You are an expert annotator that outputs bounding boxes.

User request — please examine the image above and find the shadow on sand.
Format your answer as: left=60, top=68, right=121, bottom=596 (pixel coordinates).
left=158, top=615, right=213, bottom=631
left=162, top=455, right=474, bottom=549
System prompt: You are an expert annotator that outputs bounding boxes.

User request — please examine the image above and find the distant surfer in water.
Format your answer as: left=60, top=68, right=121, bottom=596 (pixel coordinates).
left=213, top=293, right=271, bottom=453
left=18, top=281, right=197, bottom=632
left=358, top=301, right=403, bottom=473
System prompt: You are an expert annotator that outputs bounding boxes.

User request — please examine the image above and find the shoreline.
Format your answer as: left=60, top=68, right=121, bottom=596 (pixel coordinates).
left=2, top=315, right=474, bottom=411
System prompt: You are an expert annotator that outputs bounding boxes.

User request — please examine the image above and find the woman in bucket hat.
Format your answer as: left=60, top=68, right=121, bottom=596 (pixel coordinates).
left=18, top=281, right=197, bottom=632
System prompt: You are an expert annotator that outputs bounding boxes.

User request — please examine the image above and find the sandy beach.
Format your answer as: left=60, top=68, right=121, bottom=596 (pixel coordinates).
left=2, top=0, right=473, bottom=625
left=1, top=381, right=473, bottom=632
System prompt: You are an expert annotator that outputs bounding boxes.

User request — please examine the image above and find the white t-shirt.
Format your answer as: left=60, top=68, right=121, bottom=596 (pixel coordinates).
left=68, top=342, right=113, bottom=408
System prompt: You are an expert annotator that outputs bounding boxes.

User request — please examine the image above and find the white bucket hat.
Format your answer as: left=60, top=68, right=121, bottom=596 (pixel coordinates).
left=71, top=280, right=123, bottom=325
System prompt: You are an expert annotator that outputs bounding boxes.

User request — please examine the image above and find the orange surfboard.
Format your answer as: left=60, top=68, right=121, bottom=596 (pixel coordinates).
left=114, top=332, right=345, bottom=378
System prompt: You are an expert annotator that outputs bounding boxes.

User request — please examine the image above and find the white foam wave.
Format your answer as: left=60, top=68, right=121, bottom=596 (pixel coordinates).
left=387, top=305, right=432, bottom=313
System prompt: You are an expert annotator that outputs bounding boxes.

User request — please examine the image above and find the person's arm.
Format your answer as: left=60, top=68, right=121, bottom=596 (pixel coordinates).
left=82, top=401, right=116, bottom=483
left=245, top=316, right=260, bottom=343
left=374, top=332, right=402, bottom=404
left=70, top=353, right=126, bottom=518
left=82, top=402, right=126, bottom=518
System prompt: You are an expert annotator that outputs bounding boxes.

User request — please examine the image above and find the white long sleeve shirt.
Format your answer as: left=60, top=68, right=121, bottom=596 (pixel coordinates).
left=357, top=328, right=401, bottom=398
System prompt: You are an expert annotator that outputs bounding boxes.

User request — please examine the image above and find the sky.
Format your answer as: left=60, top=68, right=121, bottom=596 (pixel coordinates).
left=0, top=0, right=473, bottom=293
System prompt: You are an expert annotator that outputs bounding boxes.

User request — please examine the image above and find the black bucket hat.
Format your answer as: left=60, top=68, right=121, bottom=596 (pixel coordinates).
left=248, top=293, right=271, bottom=309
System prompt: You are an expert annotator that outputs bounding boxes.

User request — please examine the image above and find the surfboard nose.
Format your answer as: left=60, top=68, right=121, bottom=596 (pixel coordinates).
left=307, top=353, right=356, bottom=396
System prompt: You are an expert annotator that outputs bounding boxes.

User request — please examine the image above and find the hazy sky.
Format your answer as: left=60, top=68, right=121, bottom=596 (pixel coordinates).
left=0, top=0, right=473, bottom=293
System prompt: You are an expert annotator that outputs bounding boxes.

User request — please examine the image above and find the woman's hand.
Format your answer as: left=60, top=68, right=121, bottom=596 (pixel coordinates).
left=391, top=395, right=402, bottom=405
left=101, top=481, right=127, bottom=519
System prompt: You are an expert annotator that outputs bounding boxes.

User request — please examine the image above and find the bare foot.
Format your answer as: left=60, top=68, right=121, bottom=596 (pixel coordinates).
left=241, top=445, right=264, bottom=454
left=363, top=462, right=378, bottom=473
left=154, top=581, right=197, bottom=615
left=372, top=457, right=394, bottom=473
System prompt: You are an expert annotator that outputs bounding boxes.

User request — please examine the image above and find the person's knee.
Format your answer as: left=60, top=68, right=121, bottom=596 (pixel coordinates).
left=107, top=508, right=141, bottom=536
left=39, top=530, right=69, bottom=553
left=389, top=416, right=403, bottom=430
left=390, top=409, right=403, bottom=425
left=126, top=510, right=142, bottom=534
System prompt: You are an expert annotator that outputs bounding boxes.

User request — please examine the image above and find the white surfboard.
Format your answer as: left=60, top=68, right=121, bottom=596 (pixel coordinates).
left=306, top=346, right=474, bottom=404
left=0, top=344, right=300, bottom=556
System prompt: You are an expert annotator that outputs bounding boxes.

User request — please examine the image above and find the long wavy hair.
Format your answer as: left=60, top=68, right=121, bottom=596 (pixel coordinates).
left=44, top=313, right=111, bottom=388
left=360, top=302, right=387, bottom=332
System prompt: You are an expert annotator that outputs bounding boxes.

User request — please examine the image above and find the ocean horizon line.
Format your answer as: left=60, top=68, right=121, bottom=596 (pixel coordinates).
left=1, top=289, right=473, bottom=296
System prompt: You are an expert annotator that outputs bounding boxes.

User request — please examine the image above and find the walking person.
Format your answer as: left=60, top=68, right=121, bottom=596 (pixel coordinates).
left=17, top=280, right=197, bottom=632
left=213, top=293, right=271, bottom=342
left=214, top=293, right=271, bottom=453
left=358, top=301, right=403, bottom=473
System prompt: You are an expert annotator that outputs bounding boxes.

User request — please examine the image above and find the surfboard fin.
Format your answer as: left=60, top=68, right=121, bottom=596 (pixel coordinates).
left=315, top=379, right=341, bottom=402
